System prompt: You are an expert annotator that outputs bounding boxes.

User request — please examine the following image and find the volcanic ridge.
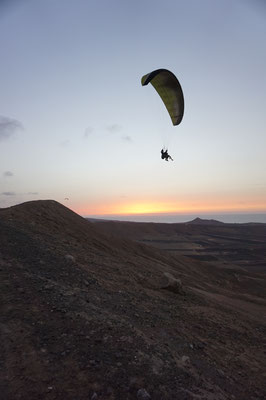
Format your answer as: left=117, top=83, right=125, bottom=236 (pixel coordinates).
left=1, top=200, right=266, bottom=400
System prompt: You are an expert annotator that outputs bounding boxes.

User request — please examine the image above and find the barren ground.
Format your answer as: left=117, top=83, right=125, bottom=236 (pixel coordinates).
left=1, top=201, right=266, bottom=399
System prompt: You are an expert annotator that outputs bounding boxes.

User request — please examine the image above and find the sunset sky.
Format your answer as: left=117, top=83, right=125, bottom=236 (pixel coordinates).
left=1, top=0, right=266, bottom=220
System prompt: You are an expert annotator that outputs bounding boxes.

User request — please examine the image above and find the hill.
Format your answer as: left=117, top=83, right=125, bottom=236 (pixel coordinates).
left=1, top=200, right=266, bottom=400
left=186, top=217, right=224, bottom=225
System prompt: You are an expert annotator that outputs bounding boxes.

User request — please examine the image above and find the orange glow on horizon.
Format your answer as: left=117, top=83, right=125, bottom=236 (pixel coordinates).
left=75, top=199, right=266, bottom=216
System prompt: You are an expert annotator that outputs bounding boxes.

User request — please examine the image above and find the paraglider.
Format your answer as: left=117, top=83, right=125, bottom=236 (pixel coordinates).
left=141, top=68, right=184, bottom=161
left=161, top=148, right=173, bottom=161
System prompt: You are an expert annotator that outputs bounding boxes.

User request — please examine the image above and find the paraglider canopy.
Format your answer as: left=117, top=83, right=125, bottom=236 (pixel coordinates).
left=141, top=69, right=184, bottom=126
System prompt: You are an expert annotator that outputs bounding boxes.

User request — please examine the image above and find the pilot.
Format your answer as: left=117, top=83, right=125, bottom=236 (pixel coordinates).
left=161, top=149, right=173, bottom=161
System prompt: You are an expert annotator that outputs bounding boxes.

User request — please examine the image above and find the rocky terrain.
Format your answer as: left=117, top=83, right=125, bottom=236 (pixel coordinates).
left=1, top=200, right=266, bottom=400
left=91, top=217, right=266, bottom=272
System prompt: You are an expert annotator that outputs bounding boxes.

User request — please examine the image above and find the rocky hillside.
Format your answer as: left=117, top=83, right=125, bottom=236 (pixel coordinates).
left=1, top=200, right=265, bottom=400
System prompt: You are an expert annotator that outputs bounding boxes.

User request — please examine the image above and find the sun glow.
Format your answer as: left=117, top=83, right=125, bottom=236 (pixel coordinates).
left=110, top=202, right=266, bottom=216
left=75, top=196, right=266, bottom=217
left=113, top=202, right=177, bottom=215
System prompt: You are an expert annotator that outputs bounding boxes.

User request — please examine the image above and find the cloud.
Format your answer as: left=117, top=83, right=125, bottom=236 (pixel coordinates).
left=122, top=135, right=132, bottom=142
left=84, top=126, right=93, bottom=139
left=27, top=192, right=38, bottom=195
left=0, top=116, right=23, bottom=141
left=105, top=124, right=132, bottom=142
left=106, top=124, right=122, bottom=134
left=3, top=171, right=14, bottom=177
left=2, top=191, right=16, bottom=196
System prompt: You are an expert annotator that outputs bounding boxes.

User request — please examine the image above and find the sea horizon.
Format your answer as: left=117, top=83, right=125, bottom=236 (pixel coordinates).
left=84, top=212, right=266, bottom=224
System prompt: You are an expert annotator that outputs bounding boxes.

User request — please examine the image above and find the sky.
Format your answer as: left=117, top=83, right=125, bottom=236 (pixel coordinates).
left=1, top=0, right=266, bottom=221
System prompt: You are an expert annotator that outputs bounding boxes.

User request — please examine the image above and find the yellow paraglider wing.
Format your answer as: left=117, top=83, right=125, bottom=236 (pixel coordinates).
left=141, top=69, right=184, bottom=126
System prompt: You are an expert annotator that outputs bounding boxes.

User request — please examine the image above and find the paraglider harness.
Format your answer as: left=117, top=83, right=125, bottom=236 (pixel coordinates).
left=161, top=148, right=173, bottom=161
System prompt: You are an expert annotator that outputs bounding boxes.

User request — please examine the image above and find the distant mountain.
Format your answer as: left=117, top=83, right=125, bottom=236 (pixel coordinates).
left=1, top=200, right=266, bottom=400
left=186, top=217, right=224, bottom=225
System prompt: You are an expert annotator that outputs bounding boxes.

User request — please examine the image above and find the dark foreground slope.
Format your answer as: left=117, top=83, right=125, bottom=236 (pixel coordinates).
left=1, top=201, right=266, bottom=400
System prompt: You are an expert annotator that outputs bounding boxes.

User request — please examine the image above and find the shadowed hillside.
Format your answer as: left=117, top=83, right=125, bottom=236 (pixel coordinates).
left=1, top=201, right=266, bottom=400
left=92, top=217, right=266, bottom=272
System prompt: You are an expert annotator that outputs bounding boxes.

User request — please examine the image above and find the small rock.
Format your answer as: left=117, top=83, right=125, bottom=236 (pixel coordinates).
left=161, top=272, right=183, bottom=294
left=65, top=254, right=75, bottom=262
left=137, top=388, right=151, bottom=399
left=181, top=355, right=190, bottom=364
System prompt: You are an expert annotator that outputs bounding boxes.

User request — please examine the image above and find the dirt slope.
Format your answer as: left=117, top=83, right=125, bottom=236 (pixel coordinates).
left=1, top=200, right=265, bottom=400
